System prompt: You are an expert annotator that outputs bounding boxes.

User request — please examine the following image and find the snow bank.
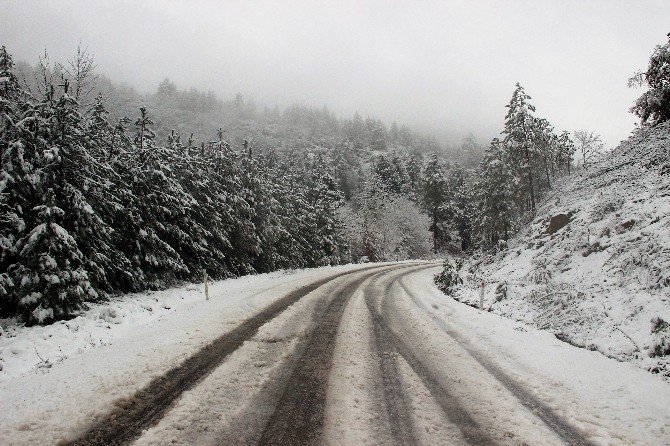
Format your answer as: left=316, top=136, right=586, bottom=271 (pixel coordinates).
left=453, top=121, right=670, bottom=378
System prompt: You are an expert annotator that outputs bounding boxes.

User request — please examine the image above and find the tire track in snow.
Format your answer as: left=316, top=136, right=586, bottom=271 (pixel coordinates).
left=65, top=264, right=390, bottom=446
left=397, top=276, right=597, bottom=446
left=255, top=264, right=417, bottom=446
left=368, top=269, right=498, bottom=446
left=363, top=268, right=428, bottom=446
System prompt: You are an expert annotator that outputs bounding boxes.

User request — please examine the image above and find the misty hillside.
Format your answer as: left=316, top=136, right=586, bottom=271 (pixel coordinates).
left=452, top=121, right=670, bottom=377
left=14, top=61, right=447, bottom=158
left=3, top=46, right=486, bottom=325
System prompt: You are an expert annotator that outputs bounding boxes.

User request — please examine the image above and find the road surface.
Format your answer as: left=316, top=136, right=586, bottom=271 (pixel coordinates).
left=61, top=263, right=668, bottom=445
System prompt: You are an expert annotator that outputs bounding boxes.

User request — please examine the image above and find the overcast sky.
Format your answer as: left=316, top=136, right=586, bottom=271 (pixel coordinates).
left=1, top=0, right=668, bottom=147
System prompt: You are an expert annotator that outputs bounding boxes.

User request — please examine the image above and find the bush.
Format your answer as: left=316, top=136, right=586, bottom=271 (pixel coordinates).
left=434, top=259, right=462, bottom=294
left=650, top=316, right=670, bottom=357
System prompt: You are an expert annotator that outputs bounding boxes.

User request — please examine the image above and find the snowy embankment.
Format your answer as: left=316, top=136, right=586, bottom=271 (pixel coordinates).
left=410, top=269, right=670, bottom=445
left=0, top=263, right=378, bottom=444
left=454, top=121, right=670, bottom=378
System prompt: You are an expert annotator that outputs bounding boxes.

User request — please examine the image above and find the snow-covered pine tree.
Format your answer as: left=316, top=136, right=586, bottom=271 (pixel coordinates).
left=82, top=96, right=139, bottom=291
left=305, top=161, right=345, bottom=265
left=0, top=45, right=23, bottom=313
left=502, top=83, right=538, bottom=211
left=0, top=45, right=20, bottom=161
left=405, top=153, right=423, bottom=195
left=422, top=154, right=449, bottom=253
left=1, top=69, right=56, bottom=317
left=330, top=141, right=361, bottom=200
left=46, top=79, right=129, bottom=297
left=13, top=194, right=97, bottom=324
left=473, top=138, right=516, bottom=247
left=373, top=153, right=411, bottom=195
left=446, top=163, right=473, bottom=251
left=123, top=107, right=188, bottom=288
left=252, top=159, right=305, bottom=271
left=171, top=134, right=225, bottom=278
left=389, top=153, right=411, bottom=195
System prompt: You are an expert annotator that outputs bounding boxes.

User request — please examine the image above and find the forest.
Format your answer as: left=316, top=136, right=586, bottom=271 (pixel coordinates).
left=0, top=44, right=611, bottom=325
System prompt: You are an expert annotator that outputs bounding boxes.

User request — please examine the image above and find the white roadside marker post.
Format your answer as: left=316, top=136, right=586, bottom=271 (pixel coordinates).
left=479, top=280, right=485, bottom=310
left=204, top=270, right=210, bottom=301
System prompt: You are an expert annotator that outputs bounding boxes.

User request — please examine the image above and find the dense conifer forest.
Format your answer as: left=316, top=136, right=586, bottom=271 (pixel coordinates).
left=5, top=40, right=648, bottom=325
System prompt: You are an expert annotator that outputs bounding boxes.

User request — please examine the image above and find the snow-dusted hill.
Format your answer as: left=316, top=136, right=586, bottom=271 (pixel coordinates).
left=454, top=121, right=670, bottom=378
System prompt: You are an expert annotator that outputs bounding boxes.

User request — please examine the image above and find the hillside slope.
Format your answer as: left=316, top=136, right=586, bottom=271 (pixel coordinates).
left=454, top=121, right=670, bottom=378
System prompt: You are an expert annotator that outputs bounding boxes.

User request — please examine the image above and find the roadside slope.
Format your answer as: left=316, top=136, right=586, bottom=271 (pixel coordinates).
left=454, top=121, right=670, bottom=377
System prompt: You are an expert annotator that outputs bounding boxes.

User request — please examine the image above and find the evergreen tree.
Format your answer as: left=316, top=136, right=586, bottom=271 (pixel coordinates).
left=123, top=107, right=188, bottom=287
left=502, top=83, right=538, bottom=211
left=13, top=196, right=97, bottom=324
left=48, top=80, right=127, bottom=295
left=473, top=139, right=516, bottom=247
left=306, top=163, right=345, bottom=264
left=422, top=154, right=449, bottom=253
left=630, top=34, right=670, bottom=125
left=446, top=163, right=473, bottom=251
left=83, top=97, right=140, bottom=290
left=405, top=153, right=423, bottom=195
left=0, top=46, right=23, bottom=311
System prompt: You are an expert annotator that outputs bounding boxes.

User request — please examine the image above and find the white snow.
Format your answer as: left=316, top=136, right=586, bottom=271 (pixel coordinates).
left=408, top=267, right=670, bottom=446
left=324, top=278, right=391, bottom=445
left=0, top=263, right=381, bottom=445
left=453, top=121, right=670, bottom=378
left=134, top=266, right=396, bottom=446
left=2, top=261, right=669, bottom=445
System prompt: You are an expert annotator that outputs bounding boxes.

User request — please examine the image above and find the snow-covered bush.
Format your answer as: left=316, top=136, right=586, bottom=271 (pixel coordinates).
left=433, top=259, right=462, bottom=295
left=649, top=317, right=670, bottom=358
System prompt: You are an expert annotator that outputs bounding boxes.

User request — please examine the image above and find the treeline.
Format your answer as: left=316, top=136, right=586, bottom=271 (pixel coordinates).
left=435, top=34, right=670, bottom=292
left=13, top=58, right=444, bottom=158
left=1, top=46, right=460, bottom=325
left=471, top=83, right=575, bottom=247
left=472, top=32, right=670, bottom=248
left=0, top=46, right=351, bottom=324
left=5, top=39, right=641, bottom=324
left=388, top=84, right=577, bottom=255
left=437, top=34, right=670, bottom=254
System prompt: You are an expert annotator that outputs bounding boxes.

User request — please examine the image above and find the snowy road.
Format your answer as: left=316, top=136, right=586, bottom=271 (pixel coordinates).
left=3, top=263, right=670, bottom=445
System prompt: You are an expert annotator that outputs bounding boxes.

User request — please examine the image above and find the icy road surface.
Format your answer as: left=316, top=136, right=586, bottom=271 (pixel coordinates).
left=2, top=262, right=669, bottom=445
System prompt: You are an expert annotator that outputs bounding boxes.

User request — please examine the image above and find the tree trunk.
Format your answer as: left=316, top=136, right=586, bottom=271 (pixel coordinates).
left=432, top=206, right=438, bottom=253
left=524, top=145, right=536, bottom=211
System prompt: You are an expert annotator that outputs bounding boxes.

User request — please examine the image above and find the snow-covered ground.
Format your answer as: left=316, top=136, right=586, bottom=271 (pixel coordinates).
left=452, top=121, right=670, bottom=378
left=407, top=268, right=670, bottom=446
left=0, top=263, right=381, bottom=445
left=1, top=262, right=669, bottom=445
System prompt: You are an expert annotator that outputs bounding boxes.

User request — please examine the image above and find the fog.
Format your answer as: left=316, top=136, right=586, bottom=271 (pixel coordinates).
left=1, top=0, right=668, bottom=147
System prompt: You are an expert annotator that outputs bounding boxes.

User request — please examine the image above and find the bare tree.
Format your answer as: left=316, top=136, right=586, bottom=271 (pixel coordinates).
left=573, top=130, right=604, bottom=168
left=64, top=44, right=98, bottom=109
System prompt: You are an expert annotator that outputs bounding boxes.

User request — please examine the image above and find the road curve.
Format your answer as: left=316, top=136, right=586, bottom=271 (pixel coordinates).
left=68, top=262, right=606, bottom=446
left=65, top=263, right=397, bottom=446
